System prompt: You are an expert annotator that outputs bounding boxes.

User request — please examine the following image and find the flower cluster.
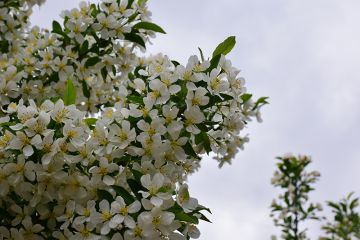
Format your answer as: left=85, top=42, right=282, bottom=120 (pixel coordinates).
left=270, top=154, right=322, bottom=240
left=0, top=0, right=266, bottom=239
left=0, top=0, right=154, bottom=112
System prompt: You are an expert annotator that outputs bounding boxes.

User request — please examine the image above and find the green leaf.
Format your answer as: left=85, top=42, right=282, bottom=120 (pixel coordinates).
left=198, top=212, right=212, bottom=223
left=183, top=142, right=197, bottom=158
left=195, top=205, right=212, bottom=214
left=63, top=79, right=76, bottom=106
left=97, top=190, right=114, bottom=202
left=0, top=121, right=16, bottom=128
left=90, top=4, right=98, bottom=18
left=0, top=40, right=9, bottom=53
left=252, top=96, right=269, bottom=110
left=206, top=54, right=221, bottom=73
left=219, top=93, right=234, bottom=101
left=113, top=186, right=135, bottom=205
left=172, top=60, right=180, bottom=67
left=81, top=80, right=91, bottom=98
left=127, top=0, right=135, bottom=8
left=198, top=47, right=205, bottom=62
left=127, top=179, right=145, bottom=200
left=138, top=0, right=147, bottom=6
left=194, top=131, right=211, bottom=154
left=79, top=40, right=89, bottom=56
left=131, top=169, right=143, bottom=182
left=124, top=33, right=146, bottom=48
left=167, top=204, right=199, bottom=224
left=196, top=123, right=208, bottom=132
left=52, top=20, right=63, bottom=35
left=84, top=118, right=97, bottom=126
left=240, top=93, right=252, bottom=102
left=128, top=95, right=143, bottom=105
left=133, top=21, right=166, bottom=34
left=175, top=212, right=199, bottom=224
left=85, top=57, right=100, bottom=68
left=212, top=36, right=236, bottom=57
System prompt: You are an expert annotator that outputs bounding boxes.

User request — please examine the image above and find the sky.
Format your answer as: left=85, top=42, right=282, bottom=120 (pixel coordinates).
left=31, top=1, right=360, bottom=239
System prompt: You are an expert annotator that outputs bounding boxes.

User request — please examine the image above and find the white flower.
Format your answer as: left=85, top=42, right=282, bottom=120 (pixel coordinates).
left=74, top=200, right=97, bottom=226
left=24, top=111, right=51, bottom=137
left=16, top=100, right=38, bottom=124
left=63, top=121, right=87, bottom=147
left=0, top=227, right=23, bottom=240
left=206, top=68, right=229, bottom=94
left=137, top=118, right=166, bottom=137
left=92, top=121, right=112, bottom=154
left=109, top=120, right=136, bottom=149
left=66, top=19, right=87, bottom=43
left=72, top=222, right=100, bottom=240
left=139, top=207, right=175, bottom=230
left=186, top=87, right=209, bottom=108
left=139, top=173, right=171, bottom=206
left=90, top=199, right=113, bottom=235
left=51, top=57, right=74, bottom=82
left=183, top=224, right=200, bottom=239
left=9, top=204, right=33, bottom=226
left=8, top=131, right=41, bottom=157
left=89, top=158, right=118, bottom=186
left=0, top=167, right=10, bottom=196
left=184, top=106, right=205, bottom=134
left=167, top=130, right=187, bottom=160
left=20, top=216, right=45, bottom=240
left=51, top=100, right=81, bottom=123
left=124, top=214, right=157, bottom=239
left=146, top=78, right=170, bottom=105
left=177, top=184, right=198, bottom=213
left=109, top=196, right=141, bottom=229
left=159, top=72, right=181, bottom=95
left=0, top=130, right=13, bottom=150
left=92, top=13, right=116, bottom=39
left=5, top=154, right=36, bottom=184
left=57, top=200, right=76, bottom=230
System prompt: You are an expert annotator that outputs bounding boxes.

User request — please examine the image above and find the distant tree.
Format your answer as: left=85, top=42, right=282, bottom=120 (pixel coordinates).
left=271, top=154, right=360, bottom=240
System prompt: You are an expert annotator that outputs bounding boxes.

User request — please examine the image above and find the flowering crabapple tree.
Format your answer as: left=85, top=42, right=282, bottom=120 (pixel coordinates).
left=0, top=0, right=267, bottom=239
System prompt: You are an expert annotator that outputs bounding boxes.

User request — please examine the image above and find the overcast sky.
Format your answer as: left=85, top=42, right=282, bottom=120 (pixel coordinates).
left=31, top=1, right=360, bottom=239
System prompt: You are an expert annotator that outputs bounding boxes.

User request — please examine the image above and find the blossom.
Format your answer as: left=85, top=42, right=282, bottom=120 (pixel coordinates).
left=177, top=184, right=198, bottom=213
left=185, top=87, right=209, bottom=108
left=109, top=120, right=136, bottom=149
left=20, top=216, right=45, bottom=240
left=138, top=207, right=175, bottom=231
left=24, top=111, right=51, bottom=137
left=72, top=222, right=100, bottom=240
left=51, top=57, right=74, bottom=82
left=184, top=106, right=205, bottom=134
left=109, top=197, right=141, bottom=229
left=57, top=200, right=76, bottom=230
left=139, top=173, right=172, bottom=206
left=90, top=199, right=113, bottom=235
left=89, top=157, right=118, bottom=186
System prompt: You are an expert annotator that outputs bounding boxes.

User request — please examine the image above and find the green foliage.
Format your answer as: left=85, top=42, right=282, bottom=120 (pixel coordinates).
left=271, top=155, right=360, bottom=240
left=206, top=36, right=236, bottom=72
left=270, top=155, right=322, bottom=240
left=133, top=21, right=166, bottom=34
left=212, top=36, right=236, bottom=57
left=320, top=193, right=360, bottom=240
left=63, top=79, right=76, bottom=105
